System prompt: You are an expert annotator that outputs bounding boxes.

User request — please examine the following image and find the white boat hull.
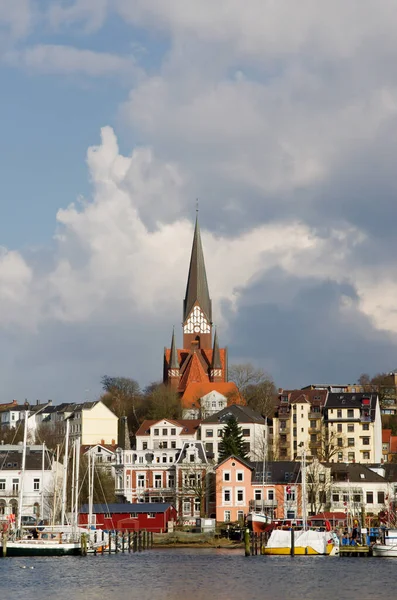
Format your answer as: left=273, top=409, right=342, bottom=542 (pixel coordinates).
left=372, top=545, right=397, bottom=557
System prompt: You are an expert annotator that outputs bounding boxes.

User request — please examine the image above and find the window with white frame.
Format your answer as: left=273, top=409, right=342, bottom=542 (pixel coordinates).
left=194, top=498, right=201, bottom=513
left=268, top=489, right=274, bottom=501
left=223, top=471, right=231, bottom=482
left=254, top=489, right=262, bottom=501
left=224, top=510, right=231, bottom=522
left=154, top=474, right=162, bottom=488
left=223, top=489, right=231, bottom=503
left=12, top=479, right=19, bottom=492
left=237, top=510, right=244, bottom=522
left=0, top=479, right=5, bottom=491
left=33, top=478, right=40, bottom=491
left=183, top=500, right=191, bottom=514
left=236, top=489, right=244, bottom=503
left=236, top=471, right=244, bottom=482
left=137, top=474, right=145, bottom=488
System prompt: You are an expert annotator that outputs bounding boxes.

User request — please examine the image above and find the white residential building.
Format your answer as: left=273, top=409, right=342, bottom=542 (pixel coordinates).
left=200, top=404, right=269, bottom=463
left=0, top=444, right=61, bottom=521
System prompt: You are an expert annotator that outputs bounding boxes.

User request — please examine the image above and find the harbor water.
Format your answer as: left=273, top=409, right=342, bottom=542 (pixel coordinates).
left=1, top=548, right=396, bottom=600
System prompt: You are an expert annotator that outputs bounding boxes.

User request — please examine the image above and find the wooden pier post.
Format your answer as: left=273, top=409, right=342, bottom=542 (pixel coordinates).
left=138, top=531, right=142, bottom=552
left=108, top=532, right=112, bottom=554
left=290, top=528, right=295, bottom=557
left=254, top=533, right=258, bottom=555
left=128, top=531, right=131, bottom=553
left=133, top=531, right=137, bottom=553
left=122, top=531, right=125, bottom=553
left=150, top=531, right=153, bottom=548
left=2, top=533, right=7, bottom=558
left=94, top=532, right=97, bottom=556
left=244, top=528, right=251, bottom=557
left=101, top=530, right=105, bottom=554
left=115, top=531, right=119, bottom=553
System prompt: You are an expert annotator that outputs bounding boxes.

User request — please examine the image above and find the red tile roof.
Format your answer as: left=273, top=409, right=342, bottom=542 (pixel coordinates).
left=136, top=419, right=201, bottom=437
left=382, top=429, right=392, bottom=444
left=279, top=389, right=328, bottom=407
left=181, top=382, right=243, bottom=409
left=164, top=347, right=227, bottom=393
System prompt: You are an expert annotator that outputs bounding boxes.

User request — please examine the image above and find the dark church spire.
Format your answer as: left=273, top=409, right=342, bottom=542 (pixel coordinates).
left=211, top=328, right=222, bottom=369
left=183, top=214, right=212, bottom=323
left=169, top=327, right=179, bottom=369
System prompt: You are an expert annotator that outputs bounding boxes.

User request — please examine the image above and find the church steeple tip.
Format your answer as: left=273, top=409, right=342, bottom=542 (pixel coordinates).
left=169, top=327, right=179, bottom=369
left=183, top=214, right=212, bottom=324
left=211, top=328, right=222, bottom=370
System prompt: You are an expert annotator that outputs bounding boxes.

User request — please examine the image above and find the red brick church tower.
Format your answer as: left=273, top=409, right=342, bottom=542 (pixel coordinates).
left=163, top=215, right=228, bottom=395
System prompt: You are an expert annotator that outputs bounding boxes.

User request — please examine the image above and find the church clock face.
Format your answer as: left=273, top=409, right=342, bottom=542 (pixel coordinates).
left=184, top=305, right=211, bottom=334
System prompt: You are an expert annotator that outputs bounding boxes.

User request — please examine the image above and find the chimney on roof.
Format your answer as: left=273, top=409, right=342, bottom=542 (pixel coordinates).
left=48, top=400, right=52, bottom=406
left=36, top=400, right=39, bottom=406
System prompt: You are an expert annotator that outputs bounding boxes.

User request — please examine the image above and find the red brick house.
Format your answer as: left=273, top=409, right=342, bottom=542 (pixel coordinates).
left=79, top=503, right=177, bottom=533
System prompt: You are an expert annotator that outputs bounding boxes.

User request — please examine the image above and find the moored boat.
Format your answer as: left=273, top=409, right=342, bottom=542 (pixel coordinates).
left=246, top=511, right=271, bottom=533
left=372, top=529, right=397, bottom=557
left=263, top=529, right=335, bottom=555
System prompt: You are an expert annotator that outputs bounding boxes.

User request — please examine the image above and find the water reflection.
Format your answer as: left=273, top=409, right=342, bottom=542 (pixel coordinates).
left=0, top=549, right=394, bottom=600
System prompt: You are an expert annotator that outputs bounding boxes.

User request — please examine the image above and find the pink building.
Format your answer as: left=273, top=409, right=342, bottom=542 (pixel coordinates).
left=215, top=456, right=303, bottom=524
left=215, top=456, right=253, bottom=523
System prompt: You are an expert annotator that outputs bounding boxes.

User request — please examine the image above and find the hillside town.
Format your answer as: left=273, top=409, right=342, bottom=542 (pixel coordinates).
left=1, top=217, right=397, bottom=534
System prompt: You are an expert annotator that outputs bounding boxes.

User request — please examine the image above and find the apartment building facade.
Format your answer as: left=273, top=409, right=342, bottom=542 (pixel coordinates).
left=200, top=404, right=269, bottom=463
left=273, top=389, right=382, bottom=464
left=114, top=418, right=213, bottom=524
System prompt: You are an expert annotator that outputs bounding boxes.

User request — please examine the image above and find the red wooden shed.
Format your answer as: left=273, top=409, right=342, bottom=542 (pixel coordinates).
left=79, top=503, right=177, bottom=533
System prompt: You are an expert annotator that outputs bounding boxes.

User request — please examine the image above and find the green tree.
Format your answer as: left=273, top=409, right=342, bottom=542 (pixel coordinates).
left=218, top=416, right=248, bottom=462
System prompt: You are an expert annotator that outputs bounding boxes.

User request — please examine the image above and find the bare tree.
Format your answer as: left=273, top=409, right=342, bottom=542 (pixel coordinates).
left=306, top=460, right=332, bottom=515
left=317, top=425, right=348, bottom=462
left=229, top=363, right=270, bottom=390
left=358, top=372, right=397, bottom=411
left=101, top=375, right=142, bottom=432
left=178, top=464, right=214, bottom=520
left=228, top=363, right=277, bottom=418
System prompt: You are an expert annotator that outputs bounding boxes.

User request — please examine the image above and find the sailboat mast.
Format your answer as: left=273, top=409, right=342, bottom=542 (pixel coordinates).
left=40, top=442, right=45, bottom=520
left=262, top=418, right=268, bottom=513
left=17, top=410, right=29, bottom=532
left=74, top=438, right=80, bottom=531
left=88, top=452, right=95, bottom=528
left=301, top=447, right=307, bottom=531
left=61, top=417, right=70, bottom=526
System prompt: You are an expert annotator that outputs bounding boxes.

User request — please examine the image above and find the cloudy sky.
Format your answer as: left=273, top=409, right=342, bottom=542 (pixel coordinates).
left=1, top=1, right=397, bottom=403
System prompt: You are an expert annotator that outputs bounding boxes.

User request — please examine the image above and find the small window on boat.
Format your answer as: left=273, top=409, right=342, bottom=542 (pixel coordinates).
left=360, top=473, right=365, bottom=479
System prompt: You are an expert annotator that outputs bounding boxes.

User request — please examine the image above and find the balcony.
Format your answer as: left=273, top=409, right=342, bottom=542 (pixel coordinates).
left=249, top=499, right=278, bottom=510
left=309, top=441, right=322, bottom=448
left=278, top=440, right=289, bottom=448
left=308, top=411, right=322, bottom=419
left=308, top=427, right=320, bottom=434
left=279, top=426, right=290, bottom=434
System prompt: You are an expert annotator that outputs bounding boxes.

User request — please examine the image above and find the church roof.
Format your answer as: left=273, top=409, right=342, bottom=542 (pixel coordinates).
left=183, top=215, right=212, bottom=323
left=179, top=352, right=209, bottom=391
